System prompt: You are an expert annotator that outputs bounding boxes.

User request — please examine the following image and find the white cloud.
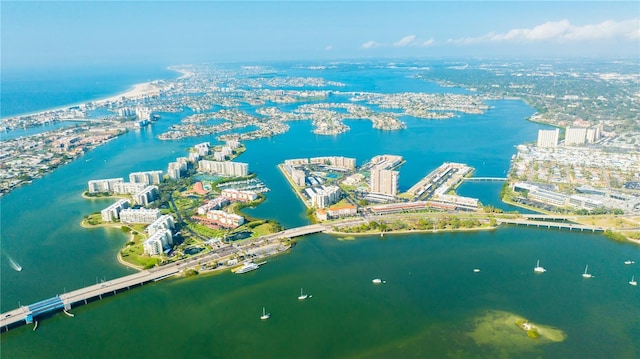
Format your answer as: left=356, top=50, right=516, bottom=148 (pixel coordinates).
left=325, top=45, right=333, bottom=51
left=421, top=38, right=435, bottom=47
left=449, top=18, right=640, bottom=44
left=393, top=35, right=416, bottom=47
left=361, top=40, right=379, bottom=49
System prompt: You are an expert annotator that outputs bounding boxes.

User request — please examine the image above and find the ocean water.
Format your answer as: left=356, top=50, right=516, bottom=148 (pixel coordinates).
left=1, top=62, right=638, bottom=358
left=1, top=65, right=178, bottom=118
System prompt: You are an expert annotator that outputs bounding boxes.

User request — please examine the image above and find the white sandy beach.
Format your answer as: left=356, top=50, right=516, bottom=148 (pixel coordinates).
left=93, top=81, right=164, bottom=106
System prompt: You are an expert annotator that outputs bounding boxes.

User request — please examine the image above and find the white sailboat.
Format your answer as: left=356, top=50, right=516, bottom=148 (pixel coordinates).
left=630, top=276, right=637, bottom=286
left=534, top=260, right=546, bottom=273
left=298, top=288, right=308, bottom=300
left=260, top=307, right=270, bottom=320
left=582, top=265, right=592, bottom=278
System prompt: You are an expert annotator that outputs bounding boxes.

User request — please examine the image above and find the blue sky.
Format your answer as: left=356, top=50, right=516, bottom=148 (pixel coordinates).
left=2, top=1, right=638, bottom=68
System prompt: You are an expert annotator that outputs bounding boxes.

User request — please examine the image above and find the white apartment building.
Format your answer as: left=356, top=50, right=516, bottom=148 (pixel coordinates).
left=206, top=210, right=245, bottom=228
left=143, top=229, right=173, bottom=256
left=309, top=156, right=356, bottom=170
left=147, top=215, right=175, bottom=236
left=194, top=142, right=210, bottom=156
left=197, top=197, right=230, bottom=215
left=135, top=107, right=151, bottom=121
left=133, top=185, right=159, bottom=206
left=120, top=208, right=161, bottom=224
left=213, top=152, right=226, bottom=161
left=101, top=198, right=131, bottom=222
left=564, top=126, right=587, bottom=146
left=370, top=168, right=399, bottom=196
left=536, top=129, right=559, bottom=148
left=188, top=152, right=200, bottom=163
left=198, top=160, right=248, bottom=177
left=226, top=140, right=241, bottom=149
left=306, top=185, right=340, bottom=208
left=88, top=178, right=124, bottom=193
left=129, top=170, right=163, bottom=185
left=369, top=155, right=403, bottom=170
left=113, top=181, right=147, bottom=195
left=221, top=189, right=258, bottom=202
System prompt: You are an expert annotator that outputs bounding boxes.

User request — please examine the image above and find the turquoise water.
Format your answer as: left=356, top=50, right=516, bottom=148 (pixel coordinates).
left=1, top=62, right=639, bottom=358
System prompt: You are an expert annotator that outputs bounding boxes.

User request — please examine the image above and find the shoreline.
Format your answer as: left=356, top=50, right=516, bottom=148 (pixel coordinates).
left=326, top=225, right=498, bottom=237
left=1, top=66, right=181, bottom=121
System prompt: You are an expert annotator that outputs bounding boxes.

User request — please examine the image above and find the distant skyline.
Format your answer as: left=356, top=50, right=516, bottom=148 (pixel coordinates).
left=2, top=1, right=639, bottom=68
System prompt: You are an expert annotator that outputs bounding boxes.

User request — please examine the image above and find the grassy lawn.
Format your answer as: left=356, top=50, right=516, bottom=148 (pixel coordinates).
left=120, top=242, right=161, bottom=269
left=187, top=222, right=225, bottom=239
left=576, top=216, right=637, bottom=229
left=251, top=222, right=276, bottom=237
left=85, top=213, right=103, bottom=226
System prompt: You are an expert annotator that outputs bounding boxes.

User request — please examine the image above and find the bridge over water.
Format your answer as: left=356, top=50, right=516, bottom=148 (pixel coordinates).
left=463, top=177, right=508, bottom=182
left=497, top=218, right=604, bottom=232
left=0, top=224, right=328, bottom=332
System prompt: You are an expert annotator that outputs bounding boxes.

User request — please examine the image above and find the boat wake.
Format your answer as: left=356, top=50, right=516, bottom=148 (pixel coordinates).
left=5, top=253, right=22, bottom=272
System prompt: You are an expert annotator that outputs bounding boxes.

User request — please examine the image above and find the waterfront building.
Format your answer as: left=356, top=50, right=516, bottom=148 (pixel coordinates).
left=120, top=208, right=161, bottom=224
left=326, top=204, right=358, bottom=218
left=135, top=107, right=151, bottom=121
left=282, top=164, right=306, bottom=186
left=117, top=107, right=136, bottom=117
left=129, top=170, right=163, bottom=185
left=432, top=194, right=479, bottom=211
left=221, top=189, right=258, bottom=202
left=100, top=198, right=130, bottom=222
left=167, top=163, right=181, bottom=180
left=133, top=185, right=159, bottom=206
left=564, top=126, right=587, bottom=146
left=310, top=156, right=356, bottom=170
left=188, top=152, right=200, bottom=163
left=198, top=160, right=248, bottom=177
left=88, top=178, right=124, bottom=193
left=370, top=168, right=399, bottom=196
left=284, top=158, right=310, bottom=166
left=220, top=146, right=233, bottom=156
left=369, top=201, right=428, bottom=215
left=147, top=215, right=175, bottom=236
left=536, top=129, right=559, bottom=148
left=307, top=185, right=340, bottom=208
left=143, top=229, right=173, bottom=255
left=196, top=197, right=230, bottom=215
left=226, top=140, right=241, bottom=149
left=213, top=152, right=226, bottom=161
left=113, top=181, right=147, bottom=195
left=369, top=155, right=403, bottom=170
left=206, top=210, right=245, bottom=228
left=194, top=142, right=210, bottom=156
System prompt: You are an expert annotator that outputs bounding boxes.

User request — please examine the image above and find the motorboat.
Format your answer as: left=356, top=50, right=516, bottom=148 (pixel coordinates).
left=235, top=262, right=259, bottom=274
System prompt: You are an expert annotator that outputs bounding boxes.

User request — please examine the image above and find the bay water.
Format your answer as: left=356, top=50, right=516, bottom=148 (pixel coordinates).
left=1, top=63, right=638, bottom=358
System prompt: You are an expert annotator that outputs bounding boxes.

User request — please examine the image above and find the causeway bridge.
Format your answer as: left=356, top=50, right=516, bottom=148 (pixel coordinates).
left=463, top=177, right=508, bottom=182
left=0, top=223, right=328, bottom=332
left=497, top=218, right=604, bottom=232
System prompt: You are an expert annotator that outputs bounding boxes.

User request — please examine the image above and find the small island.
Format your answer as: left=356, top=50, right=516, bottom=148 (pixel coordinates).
left=81, top=139, right=288, bottom=272
left=467, top=310, right=566, bottom=351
